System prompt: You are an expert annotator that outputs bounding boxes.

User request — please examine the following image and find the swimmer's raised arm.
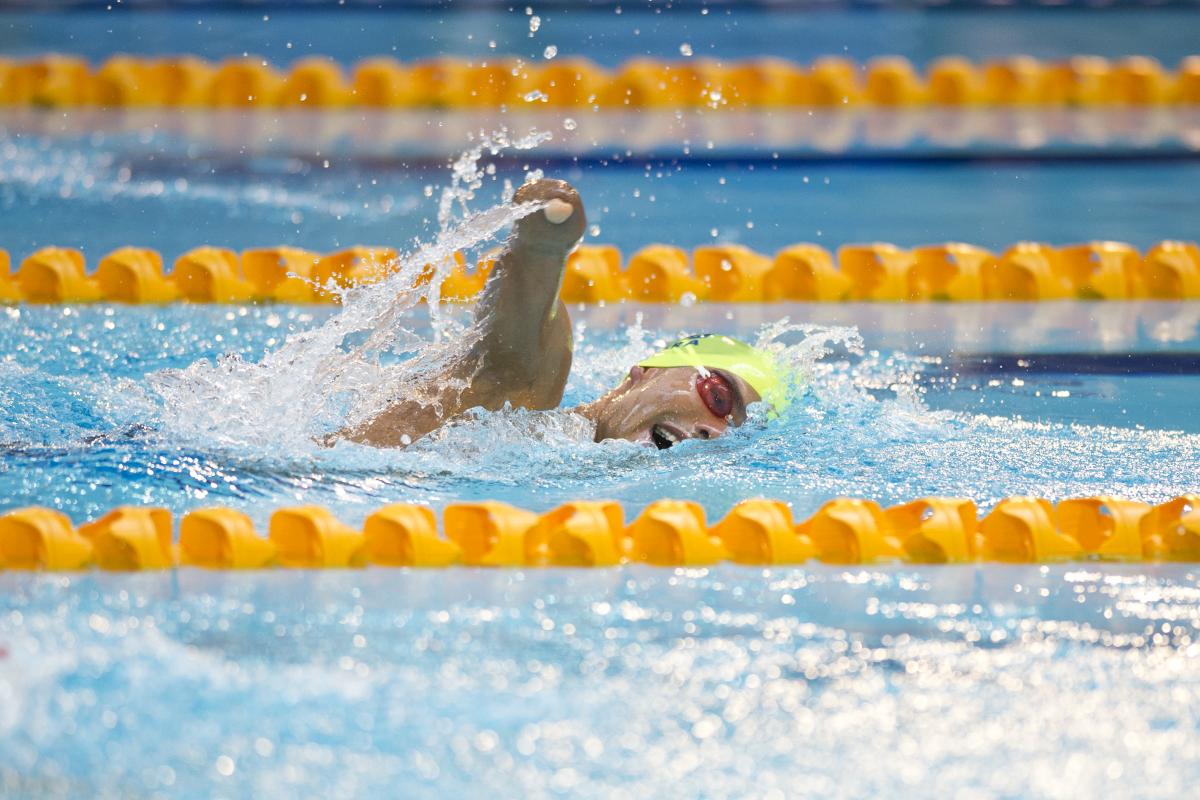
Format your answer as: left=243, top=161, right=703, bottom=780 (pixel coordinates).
left=464, top=179, right=586, bottom=410
left=331, top=178, right=585, bottom=447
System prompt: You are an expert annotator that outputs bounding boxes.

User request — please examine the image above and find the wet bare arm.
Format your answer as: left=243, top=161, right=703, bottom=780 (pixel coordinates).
left=466, top=179, right=585, bottom=409
left=334, top=179, right=586, bottom=447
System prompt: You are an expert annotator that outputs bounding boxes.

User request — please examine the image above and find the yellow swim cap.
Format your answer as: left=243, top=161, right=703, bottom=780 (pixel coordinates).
left=638, top=334, right=790, bottom=413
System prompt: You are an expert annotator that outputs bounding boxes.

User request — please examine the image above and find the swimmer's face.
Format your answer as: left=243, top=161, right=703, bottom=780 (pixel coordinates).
left=591, top=366, right=759, bottom=448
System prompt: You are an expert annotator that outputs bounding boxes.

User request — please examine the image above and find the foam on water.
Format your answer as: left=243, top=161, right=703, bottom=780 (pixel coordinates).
left=94, top=128, right=860, bottom=471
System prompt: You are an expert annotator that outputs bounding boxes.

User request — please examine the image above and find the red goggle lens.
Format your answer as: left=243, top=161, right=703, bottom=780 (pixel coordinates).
left=696, top=373, right=734, bottom=419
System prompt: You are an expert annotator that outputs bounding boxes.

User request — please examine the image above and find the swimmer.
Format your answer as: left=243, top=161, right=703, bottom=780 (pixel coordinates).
left=334, top=178, right=786, bottom=449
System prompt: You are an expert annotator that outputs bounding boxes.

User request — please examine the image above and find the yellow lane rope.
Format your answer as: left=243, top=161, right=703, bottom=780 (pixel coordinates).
left=1, top=495, right=1195, bottom=570
left=2, top=54, right=1200, bottom=109
left=2, top=241, right=1197, bottom=304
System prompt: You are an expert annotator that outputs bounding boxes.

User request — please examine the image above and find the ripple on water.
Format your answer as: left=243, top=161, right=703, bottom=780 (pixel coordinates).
left=1, top=566, right=1199, bottom=798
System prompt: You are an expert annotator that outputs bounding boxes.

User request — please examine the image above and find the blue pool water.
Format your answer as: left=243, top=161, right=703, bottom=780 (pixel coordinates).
left=3, top=139, right=1199, bottom=794
left=4, top=6, right=1200, bottom=66
left=5, top=4, right=1200, bottom=797
left=0, top=300, right=1199, bottom=527
left=3, top=127, right=1200, bottom=257
left=5, top=564, right=1200, bottom=798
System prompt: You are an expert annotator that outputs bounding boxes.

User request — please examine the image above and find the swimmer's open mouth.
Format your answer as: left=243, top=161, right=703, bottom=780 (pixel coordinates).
left=651, top=424, right=682, bottom=450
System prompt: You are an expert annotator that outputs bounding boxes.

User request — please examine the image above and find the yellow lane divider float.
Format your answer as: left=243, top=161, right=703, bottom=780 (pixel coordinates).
left=1, top=240, right=1198, bottom=304
left=2, top=495, right=1199, bottom=571
left=3, top=54, right=1200, bottom=109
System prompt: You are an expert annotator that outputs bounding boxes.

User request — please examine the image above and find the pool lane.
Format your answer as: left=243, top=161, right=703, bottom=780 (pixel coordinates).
left=1, top=302, right=1197, bottom=526
left=2, top=133, right=1200, bottom=257
left=3, top=6, right=1200, bottom=66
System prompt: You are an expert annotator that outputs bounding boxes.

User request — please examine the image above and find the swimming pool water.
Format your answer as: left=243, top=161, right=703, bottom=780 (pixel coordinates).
left=4, top=132, right=1200, bottom=258
left=1, top=301, right=1197, bottom=528
left=5, top=4, right=1200, bottom=797
left=5, top=6, right=1200, bottom=67
left=5, top=565, right=1200, bottom=798
left=4, top=111, right=1200, bottom=800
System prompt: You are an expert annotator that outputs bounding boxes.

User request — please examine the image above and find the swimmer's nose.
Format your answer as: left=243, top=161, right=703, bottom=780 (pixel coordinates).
left=543, top=199, right=574, bottom=224
left=693, top=422, right=724, bottom=441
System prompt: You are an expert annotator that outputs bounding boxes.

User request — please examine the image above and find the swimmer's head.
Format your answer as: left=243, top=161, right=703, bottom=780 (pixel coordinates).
left=511, top=178, right=586, bottom=254
left=583, top=335, right=789, bottom=449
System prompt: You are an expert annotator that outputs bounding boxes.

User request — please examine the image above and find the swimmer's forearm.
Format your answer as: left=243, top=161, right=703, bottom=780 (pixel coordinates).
left=477, top=245, right=566, bottom=341
left=470, top=181, right=583, bottom=371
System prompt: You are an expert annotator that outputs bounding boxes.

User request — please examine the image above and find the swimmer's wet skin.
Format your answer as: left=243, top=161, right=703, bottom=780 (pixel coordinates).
left=335, top=179, right=782, bottom=449
left=576, top=334, right=787, bottom=449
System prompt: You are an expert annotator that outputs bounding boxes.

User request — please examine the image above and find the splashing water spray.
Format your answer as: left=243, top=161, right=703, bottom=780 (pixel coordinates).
left=145, top=129, right=553, bottom=451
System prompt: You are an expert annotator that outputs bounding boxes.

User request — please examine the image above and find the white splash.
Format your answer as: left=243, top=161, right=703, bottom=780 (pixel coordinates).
left=146, top=129, right=552, bottom=451
left=752, top=318, right=864, bottom=408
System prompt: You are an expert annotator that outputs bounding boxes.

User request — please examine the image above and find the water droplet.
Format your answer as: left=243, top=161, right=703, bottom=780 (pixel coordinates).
left=529, top=15, right=541, bottom=33
left=679, top=43, right=693, bottom=57
left=543, top=45, right=558, bottom=60
left=523, top=90, right=548, bottom=103
left=562, top=118, right=577, bottom=131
